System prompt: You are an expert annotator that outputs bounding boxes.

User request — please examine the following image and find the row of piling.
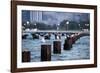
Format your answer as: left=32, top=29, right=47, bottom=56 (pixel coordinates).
left=22, top=33, right=69, bottom=40
left=22, top=41, right=61, bottom=62
left=22, top=33, right=89, bottom=62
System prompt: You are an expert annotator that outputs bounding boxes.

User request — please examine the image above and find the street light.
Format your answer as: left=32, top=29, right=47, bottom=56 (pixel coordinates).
left=85, top=24, right=89, bottom=31
left=34, top=23, right=37, bottom=28
left=24, top=23, right=26, bottom=26
left=57, top=24, right=60, bottom=31
left=78, top=24, right=81, bottom=30
left=34, top=23, right=37, bottom=26
left=66, top=21, right=69, bottom=30
left=34, top=23, right=38, bottom=31
left=85, top=24, right=89, bottom=26
left=26, top=21, right=30, bottom=25
left=78, top=24, right=80, bottom=26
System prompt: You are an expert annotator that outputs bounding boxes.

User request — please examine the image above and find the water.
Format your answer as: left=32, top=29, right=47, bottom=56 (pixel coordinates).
left=22, top=34, right=90, bottom=62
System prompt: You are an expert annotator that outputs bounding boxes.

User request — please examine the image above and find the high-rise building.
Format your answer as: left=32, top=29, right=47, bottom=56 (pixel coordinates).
left=22, top=10, right=30, bottom=23
left=30, top=11, right=43, bottom=23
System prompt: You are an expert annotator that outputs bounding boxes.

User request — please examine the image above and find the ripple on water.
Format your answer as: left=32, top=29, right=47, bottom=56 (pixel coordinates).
left=22, top=35, right=90, bottom=62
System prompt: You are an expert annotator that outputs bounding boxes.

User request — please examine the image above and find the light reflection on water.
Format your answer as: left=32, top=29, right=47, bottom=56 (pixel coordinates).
left=22, top=34, right=90, bottom=62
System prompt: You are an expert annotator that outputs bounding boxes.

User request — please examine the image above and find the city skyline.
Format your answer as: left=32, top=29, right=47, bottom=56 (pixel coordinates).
left=22, top=10, right=90, bottom=25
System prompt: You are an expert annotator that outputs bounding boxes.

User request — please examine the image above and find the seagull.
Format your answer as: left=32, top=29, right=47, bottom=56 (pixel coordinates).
left=41, top=36, right=46, bottom=43
left=31, top=28, right=38, bottom=32
left=57, top=35, right=60, bottom=40
left=25, top=28, right=30, bottom=32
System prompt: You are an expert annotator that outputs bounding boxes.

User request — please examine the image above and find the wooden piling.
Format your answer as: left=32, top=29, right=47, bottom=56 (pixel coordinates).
left=41, top=45, right=51, bottom=61
left=31, top=33, right=39, bottom=39
left=68, top=37, right=73, bottom=48
left=53, top=41, right=61, bottom=54
left=22, top=51, right=30, bottom=62
left=64, top=38, right=69, bottom=50
left=72, top=36, right=76, bottom=44
left=44, top=35, right=50, bottom=40
left=22, top=34, right=28, bottom=39
left=62, top=33, right=65, bottom=36
left=63, top=37, right=72, bottom=50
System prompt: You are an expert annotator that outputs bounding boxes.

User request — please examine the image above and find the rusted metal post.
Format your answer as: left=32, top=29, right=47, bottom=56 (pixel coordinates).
left=53, top=41, right=61, bottom=54
left=41, top=45, right=51, bottom=61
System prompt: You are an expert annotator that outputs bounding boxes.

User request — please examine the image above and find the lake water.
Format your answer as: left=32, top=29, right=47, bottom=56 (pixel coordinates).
left=22, top=34, right=90, bottom=62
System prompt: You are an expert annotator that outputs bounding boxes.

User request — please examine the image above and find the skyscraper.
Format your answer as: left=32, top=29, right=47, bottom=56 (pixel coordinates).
left=30, top=11, right=43, bottom=23
left=22, top=10, right=30, bottom=23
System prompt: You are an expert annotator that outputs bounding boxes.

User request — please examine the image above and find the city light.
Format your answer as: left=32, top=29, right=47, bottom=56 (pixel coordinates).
left=26, top=21, right=30, bottom=25
left=66, top=21, right=69, bottom=30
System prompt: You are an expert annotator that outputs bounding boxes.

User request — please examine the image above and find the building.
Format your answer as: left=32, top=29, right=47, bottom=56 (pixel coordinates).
left=22, top=10, right=30, bottom=23
left=30, top=11, right=43, bottom=23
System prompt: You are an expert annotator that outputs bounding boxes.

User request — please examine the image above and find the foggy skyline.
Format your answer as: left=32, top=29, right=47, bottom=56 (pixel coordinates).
left=22, top=10, right=90, bottom=25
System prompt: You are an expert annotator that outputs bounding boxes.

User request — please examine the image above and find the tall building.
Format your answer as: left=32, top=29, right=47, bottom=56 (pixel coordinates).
left=22, top=10, right=30, bottom=23
left=30, top=11, right=43, bottom=23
